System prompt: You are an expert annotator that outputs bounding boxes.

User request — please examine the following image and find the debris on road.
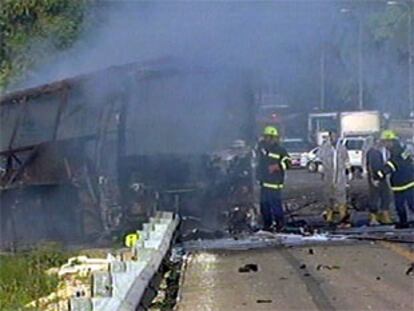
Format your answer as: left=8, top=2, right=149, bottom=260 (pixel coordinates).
left=316, top=264, right=341, bottom=271
left=238, top=263, right=259, bottom=273
left=180, top=230, right=354, bottom=251
left=406, top=263, right=414, bottom=276
left=180, top=228, right=225, bottom=242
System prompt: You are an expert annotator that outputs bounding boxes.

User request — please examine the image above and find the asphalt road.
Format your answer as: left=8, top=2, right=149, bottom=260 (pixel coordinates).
left=283, top=168, right=373, bottom=219
left=176, top=243, right=414, bottom=311
left=176, top=169, right=414, bottom=311
left=284, top=168, right=325, bottom=197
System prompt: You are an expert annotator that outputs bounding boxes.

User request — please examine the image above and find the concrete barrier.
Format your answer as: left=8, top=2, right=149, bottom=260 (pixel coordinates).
left=70, top=212, right=179, bottom=311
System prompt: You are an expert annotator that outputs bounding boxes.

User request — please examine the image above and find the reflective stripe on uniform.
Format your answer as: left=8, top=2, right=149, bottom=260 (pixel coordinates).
left=268, top=152, right=281, bottom=159
left=391, top=181, right=414, bottom=192
left=281, top=156, right=290, bottom=170
left=377, top=170, right=385, bottom=179
left=386, top=161, right=397, bottom=172
left=281, top=156, right=290, bottom=163
left=262, top=182, right=284, bottom=190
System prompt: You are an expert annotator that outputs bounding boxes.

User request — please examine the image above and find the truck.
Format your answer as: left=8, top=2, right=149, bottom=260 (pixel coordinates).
left=308, top=112, right=338, bottom=146
left=339, top=111, right=381, bottom=137
left=339, top=111, right=380, bottom=172
left=308, top=111, right=380, bottom=143
left=308, top=111, right=381, bottom=173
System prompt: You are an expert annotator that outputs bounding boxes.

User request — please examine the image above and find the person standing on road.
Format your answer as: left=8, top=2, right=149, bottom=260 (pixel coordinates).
left=377, top=130, right=414, bottom=228
left=318, top=131, right=351, bottom=226
left=256, top=126, right=290, bottom=231
left=365, top=136, right=392, bottom=225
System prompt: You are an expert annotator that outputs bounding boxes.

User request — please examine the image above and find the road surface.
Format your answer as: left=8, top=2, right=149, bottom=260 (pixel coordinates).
left=176, top=169, right=414, bottom=311
left=176, top=243, right=414, bottom=311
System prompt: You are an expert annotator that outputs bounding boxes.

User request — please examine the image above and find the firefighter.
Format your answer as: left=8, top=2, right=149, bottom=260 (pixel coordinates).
left=377, top=130, right=414, bottom=228
left=256, top=126, right=290, bottom=231
left=318, top=131, right=351, bottom=226
left=365, top=135, right=392, bottom=225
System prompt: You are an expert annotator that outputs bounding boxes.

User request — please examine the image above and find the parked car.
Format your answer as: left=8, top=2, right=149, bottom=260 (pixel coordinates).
left=300, top=147, right=322, bottom=172
left=282, top=138, right=309, bottom=168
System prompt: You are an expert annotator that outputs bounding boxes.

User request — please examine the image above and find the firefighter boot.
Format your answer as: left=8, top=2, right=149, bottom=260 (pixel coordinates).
left=369, top=213, right=380, bottom=226
left=338, top=204, right=348, bottom=221
left=378, top=211, right=393, bottom=225
left=323, top=208, right=334, bottom=224
left=338, top=205, right=351, bottom=228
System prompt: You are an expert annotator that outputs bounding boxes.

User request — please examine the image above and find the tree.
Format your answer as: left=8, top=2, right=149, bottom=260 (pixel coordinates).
left=366, top=4, right=413, bottom=114
left=0, top=0, right=88, bottom=93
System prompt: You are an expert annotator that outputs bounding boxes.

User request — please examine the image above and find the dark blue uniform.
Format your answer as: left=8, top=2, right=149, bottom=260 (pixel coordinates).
left=366, top=147, right=391, bottom=213
left=378, top=141, right=414, bottom=226
left=257, top=140, right=290, bottom=230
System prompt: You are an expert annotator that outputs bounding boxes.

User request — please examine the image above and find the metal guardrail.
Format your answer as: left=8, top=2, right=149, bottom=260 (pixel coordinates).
left=70, top=211, right=179, bottom=311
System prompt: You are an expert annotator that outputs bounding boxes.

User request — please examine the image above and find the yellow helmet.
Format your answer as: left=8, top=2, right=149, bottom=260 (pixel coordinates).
left=263, top=126, right=279, bottom=137
left=380, top=130, right=398, bottom=140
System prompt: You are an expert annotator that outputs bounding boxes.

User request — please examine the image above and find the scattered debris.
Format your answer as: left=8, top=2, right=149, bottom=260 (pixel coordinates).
left=180, top=232, right=350, bottom=251
left=149, top=259, right=182, bottom=311
left=316, top=264, right=341, bottom=271
left=238, top=263, right=258, bottom=273
left=300, top=264, right=306, bottom=269
left=256, top=299, right=272, bottom=303
left=303, top=273, right=311, bottom=277
left=180, top=229, right=225, bottom=242
left=279, top=277, right=288, bottom=280
left=56, top=255, right=111, bottom=277
left=376, top=276, right=381, bottom=280
left=406, top=263, right=414, bottom=276
left=308, top=248, right=314, bottom=255
left=24, top=252, right=121, bottom=310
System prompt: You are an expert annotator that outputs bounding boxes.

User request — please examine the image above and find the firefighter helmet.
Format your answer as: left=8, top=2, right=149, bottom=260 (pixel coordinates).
left=380, top=130, right=398, bottom=140
left=263, top=126, right=279, bottom=137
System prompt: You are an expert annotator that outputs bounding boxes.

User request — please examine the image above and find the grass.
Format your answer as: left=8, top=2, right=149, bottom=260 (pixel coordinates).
left=0, top=243, right=71, bottom=311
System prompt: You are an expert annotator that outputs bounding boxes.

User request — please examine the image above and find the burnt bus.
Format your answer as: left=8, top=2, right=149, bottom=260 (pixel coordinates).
left=0, top=60, right=255, bottom=247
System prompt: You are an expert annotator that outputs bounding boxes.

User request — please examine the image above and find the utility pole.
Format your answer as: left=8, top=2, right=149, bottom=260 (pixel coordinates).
left=358, top=18, right=363, bottom=110
left=388, top=1, right=413, bottom=114
left=320, top=48, right=326, bottom=110
left=408, top=3, right=413, bottom=114
left=341, top=8, right=364, bottom=110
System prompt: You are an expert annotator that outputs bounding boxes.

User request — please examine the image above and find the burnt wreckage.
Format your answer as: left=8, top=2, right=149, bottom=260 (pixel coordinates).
left=0, top=60, right=256, bottom=248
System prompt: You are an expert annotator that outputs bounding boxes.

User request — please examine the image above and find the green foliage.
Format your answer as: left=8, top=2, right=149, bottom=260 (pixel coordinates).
left=0, top=0, right=88, bottom=93
left=0, top=244, right=71, bottom=310
left=368, top=5, right=412, bottom=52
left=326, top=4, right=413, bottom=110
